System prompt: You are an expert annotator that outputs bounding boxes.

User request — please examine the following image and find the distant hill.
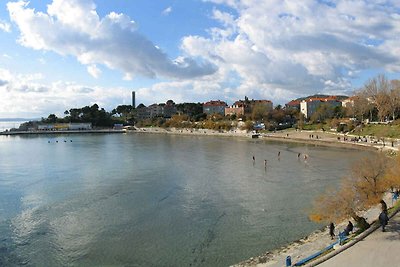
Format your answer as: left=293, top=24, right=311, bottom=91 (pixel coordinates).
left=295, top=94, right=349, bottom=101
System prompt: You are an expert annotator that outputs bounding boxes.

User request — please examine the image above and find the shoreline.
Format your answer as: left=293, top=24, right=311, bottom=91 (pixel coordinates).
left=2, top=126, right=398, bottom=153
left=130, top=127, right=398, bottom=153
left=232, top=193, right=396, bottom=267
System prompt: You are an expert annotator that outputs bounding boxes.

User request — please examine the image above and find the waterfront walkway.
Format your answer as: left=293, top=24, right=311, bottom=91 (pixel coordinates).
left=318, top=211, right=400, bottom=267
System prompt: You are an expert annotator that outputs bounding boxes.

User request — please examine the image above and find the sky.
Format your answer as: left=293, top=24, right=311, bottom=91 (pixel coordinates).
left=0, top=0, right=399, bottom=118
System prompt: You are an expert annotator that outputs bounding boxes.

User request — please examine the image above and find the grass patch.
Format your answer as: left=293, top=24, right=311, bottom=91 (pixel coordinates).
left=352, top=124, right=400, bottom=138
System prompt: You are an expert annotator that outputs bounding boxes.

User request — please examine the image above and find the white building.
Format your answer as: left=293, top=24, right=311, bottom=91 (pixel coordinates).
left=38, top=123, right=92, bottom=131
left=300, top=98, right=342, bottom=119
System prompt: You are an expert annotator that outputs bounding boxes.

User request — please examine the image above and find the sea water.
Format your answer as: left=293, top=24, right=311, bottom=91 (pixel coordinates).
left=0, top=133, right=373, bottom=266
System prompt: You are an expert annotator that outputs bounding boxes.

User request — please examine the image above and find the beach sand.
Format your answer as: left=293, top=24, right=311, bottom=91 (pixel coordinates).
left=130, top=127, right=399, bottom=153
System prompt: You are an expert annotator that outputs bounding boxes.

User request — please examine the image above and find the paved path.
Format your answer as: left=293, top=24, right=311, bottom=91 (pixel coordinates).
left=318, top=212, right=400, bottom=266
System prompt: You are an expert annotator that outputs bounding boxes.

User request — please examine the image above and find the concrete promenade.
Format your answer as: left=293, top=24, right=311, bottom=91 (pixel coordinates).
left=318, top=211, right=400, bottom=266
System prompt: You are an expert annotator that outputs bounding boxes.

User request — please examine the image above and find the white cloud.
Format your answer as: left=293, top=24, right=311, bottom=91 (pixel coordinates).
left=0, top=19, right=11, bottom=32
left=162, top=6, right=172, bottom=16
left=7, top=0, right=216, bottom=80
left=185, top=0, right=400, bottom=101
left=0, top=68, right=132, bottom=118
left=87, top=64, right=101, bottom=78
left=5, top=0, right=400, bottom=107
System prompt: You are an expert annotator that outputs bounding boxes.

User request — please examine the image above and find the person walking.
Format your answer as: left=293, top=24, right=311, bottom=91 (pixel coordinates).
left=380, top=199, right=388, bottom=214
left=379, top=211, right=389, bottom=232
left=329, top=222, right=335, bottom=240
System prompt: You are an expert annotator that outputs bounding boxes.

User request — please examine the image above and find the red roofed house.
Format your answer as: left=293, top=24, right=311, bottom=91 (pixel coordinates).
left=285, top=100, right=301, bottom=110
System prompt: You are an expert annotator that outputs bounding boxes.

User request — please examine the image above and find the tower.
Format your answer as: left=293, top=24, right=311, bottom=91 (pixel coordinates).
left=132, top=91, right=136, bottom=108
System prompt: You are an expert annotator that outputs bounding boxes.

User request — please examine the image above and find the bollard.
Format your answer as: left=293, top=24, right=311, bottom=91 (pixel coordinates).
left=286, top=255, right=292, bottom=266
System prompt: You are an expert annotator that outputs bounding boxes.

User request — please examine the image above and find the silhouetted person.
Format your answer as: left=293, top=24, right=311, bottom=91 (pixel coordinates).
left=379, top=211, right=389, bottom=232
left=344, top=221, right=353, bottom=236
left=329, top=222, right=335, bottom=239
left=380, top=199, right=388, bottom=214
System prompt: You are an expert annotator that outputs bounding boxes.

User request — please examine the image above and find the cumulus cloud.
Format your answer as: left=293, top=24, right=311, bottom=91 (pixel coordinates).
left=87, top=64, right=101, bottom=78
left=0, top=68, right=132, bottom=118
left=162, top=6, right=172, bottom=16
left=5, top=0, right=400, bottom=107
left=0, top=19, right=11, bottom=32
left=7, top=0, right=216, bottom=80
left=184, top=0, right=400, bottom=100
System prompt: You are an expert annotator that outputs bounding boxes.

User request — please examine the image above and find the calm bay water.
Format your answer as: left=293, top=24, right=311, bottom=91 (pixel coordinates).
left=0, top=133, right=373, bottom=266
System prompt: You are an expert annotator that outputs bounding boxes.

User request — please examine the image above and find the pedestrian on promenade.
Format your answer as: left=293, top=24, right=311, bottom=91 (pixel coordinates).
left=329, top=222, right=335, bottom=239
left=380, top=199, right=388, bottom=214
left=379, top=211, right=389, bottom=232
left=344, top=221, right=353, bottom=236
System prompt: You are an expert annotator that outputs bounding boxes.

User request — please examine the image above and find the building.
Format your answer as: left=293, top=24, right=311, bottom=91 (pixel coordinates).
left=136, top=104, right=151, bottom=120
left=225, top=104, right=245, bottom=117
left=163, top=100, right=177, bottom=118
left=249, top=100, right=273, bottom=112
left=203, top=100, right=227, bottom=115
left=37, top=123, right=92, bottom=131
left=225, top=99, right=273, bottom=117
left=300, top=97, right=342, bottom=119
left=148, top=103, right=164, bottom=118
left=341, top=96, right=356, bottom=108
left=285, top=100, right=301, bottom=110
left=135, top=100, right=177, bottom=120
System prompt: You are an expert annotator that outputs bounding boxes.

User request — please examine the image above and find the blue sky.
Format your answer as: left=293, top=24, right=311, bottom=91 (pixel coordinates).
left=0, top=0, right=399, bottom=118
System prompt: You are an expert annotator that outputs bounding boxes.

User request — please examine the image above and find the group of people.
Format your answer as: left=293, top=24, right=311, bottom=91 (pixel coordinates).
left=252, top=151, right=308, bottom=168
left=329, top=221, right=354, bottom=240
left=329, top=199, right=390, bottom=243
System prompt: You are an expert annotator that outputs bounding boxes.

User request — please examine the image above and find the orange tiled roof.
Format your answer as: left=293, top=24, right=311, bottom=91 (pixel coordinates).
left=203, top=100, right=227, bottom=106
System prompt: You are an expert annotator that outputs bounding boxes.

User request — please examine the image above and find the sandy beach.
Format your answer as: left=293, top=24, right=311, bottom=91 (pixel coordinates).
left=131, top=127, right=399, bottom=153
left=131, top=127, right=399, bottom=266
